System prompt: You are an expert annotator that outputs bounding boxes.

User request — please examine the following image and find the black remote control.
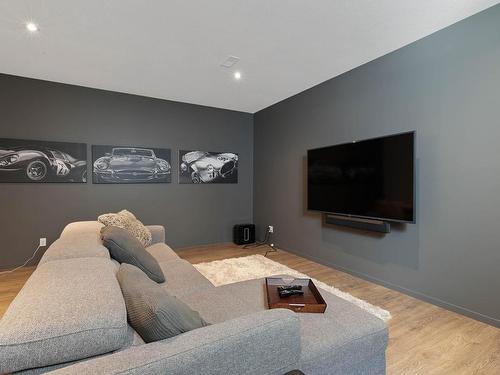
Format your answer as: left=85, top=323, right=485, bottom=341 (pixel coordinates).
left=277, top=285, right=302, bottom=292
left=278, top=289, right=304, bottom=298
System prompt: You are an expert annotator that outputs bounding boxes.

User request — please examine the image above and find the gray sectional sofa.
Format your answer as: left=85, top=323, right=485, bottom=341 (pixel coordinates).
left=0, top=221, right=388, bottom=374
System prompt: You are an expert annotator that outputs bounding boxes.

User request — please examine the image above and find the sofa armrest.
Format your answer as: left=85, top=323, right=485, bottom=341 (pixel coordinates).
left=146, top=225, right=165, bottom=244
left=47, top=309, right=301, bottom=375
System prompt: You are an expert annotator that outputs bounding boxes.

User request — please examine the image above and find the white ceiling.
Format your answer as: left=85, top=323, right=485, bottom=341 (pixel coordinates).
left=0, top=1, right=498, bottom=113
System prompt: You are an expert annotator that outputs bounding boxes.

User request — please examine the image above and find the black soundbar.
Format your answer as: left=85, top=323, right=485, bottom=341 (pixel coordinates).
left=323, top=214, right=391, bottom=233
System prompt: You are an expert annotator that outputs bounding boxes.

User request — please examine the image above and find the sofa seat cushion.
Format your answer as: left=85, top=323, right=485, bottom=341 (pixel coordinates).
left=39, top=235, right=110, bottom=265
left=159, top=259, right=214, bottom=298
left=178, top=286, right=254, bottom=324
left=297, top=291, right=388, bottom=371
left=146, top=243, right=180, bottom=263
left=215, top=277, right=388, bottom=370
left=0, top=258, right=128, bottom=374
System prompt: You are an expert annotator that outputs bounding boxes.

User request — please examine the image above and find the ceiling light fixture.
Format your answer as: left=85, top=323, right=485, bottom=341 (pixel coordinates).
left=26, top=22, right=38, bottom=32
left=234, top=71, right=242, bottom=80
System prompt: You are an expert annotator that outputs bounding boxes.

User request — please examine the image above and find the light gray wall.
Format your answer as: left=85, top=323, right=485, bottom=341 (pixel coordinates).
left=0, top=74, right=253, bottom=269
left=254, top=5, right=500, bottom=326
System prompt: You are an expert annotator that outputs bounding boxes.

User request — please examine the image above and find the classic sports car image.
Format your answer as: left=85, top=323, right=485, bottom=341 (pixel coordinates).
left=93, top=146, right=171, bottom=184
left=0, top=139, right=87, bottom=183
left=179, top=150, right=238, bottom=184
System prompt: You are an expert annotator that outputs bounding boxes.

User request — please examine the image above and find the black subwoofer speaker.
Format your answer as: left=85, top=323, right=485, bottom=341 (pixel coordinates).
left=233, top=224, right=255, bottom=245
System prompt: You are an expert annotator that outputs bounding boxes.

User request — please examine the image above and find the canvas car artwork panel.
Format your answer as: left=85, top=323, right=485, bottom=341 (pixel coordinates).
left=92, top=145, right=171, bottom=184
left=0, top=138, right=87, bottom=183
left=179, top=150, right=238, bottom=184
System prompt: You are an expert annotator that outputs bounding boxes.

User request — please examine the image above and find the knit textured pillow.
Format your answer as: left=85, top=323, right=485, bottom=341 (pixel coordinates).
left=117, top=263, right=208, bottom=343
left=118, top=209, right=136, bottom=220
left=98, top=210, right=152, bottom=246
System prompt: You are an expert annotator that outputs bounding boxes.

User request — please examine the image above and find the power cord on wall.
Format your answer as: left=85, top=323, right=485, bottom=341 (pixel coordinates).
left=0, top=245, right=44, bottom=275
left=243, top=225, right=277, bottom=257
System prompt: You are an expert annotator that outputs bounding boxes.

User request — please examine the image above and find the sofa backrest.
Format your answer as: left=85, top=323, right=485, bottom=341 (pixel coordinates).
left=39, top=221, right=110, bottom=264
left=60, top=220, right=104, bottom=238
left=0, top=257, right=128, bottom=373
left=0, top=221, right=129, bottom=373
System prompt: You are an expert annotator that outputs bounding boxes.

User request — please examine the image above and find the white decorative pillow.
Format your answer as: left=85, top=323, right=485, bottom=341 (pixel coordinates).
left=124, top=217, right=152, bottom=247
left=118, top=209, right=136, bottom=221
left=98, top=213, right=129, bottom=228
left=98, top=210, right=152, bottom=247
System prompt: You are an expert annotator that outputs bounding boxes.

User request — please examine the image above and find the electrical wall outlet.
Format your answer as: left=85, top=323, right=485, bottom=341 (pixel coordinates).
left=39, top=238, right=47, bottom=247
left=268, top=226, right=274, bottom=233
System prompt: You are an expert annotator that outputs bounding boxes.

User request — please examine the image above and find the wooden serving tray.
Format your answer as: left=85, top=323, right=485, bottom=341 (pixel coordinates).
left=265, top=277, right=327, bottom=313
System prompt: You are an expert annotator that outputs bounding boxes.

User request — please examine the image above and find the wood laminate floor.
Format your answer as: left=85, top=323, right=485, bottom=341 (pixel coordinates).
left=0, top=244, right=498, bottom=374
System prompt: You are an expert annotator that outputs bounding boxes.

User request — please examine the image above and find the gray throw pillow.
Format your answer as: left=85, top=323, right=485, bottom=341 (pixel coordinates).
left=117, top=264, right=208, bottom=343
left=101, top=226, right=165, bottom=283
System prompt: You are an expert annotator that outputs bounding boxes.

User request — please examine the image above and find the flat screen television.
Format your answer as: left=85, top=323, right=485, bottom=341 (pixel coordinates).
left=307, top=131, right=415, bottom=223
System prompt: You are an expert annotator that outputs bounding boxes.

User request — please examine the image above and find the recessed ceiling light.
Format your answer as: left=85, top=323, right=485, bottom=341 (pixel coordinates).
left=234, top=71, right=242, bottom=80
left=26, top=22, right=38, bottom=32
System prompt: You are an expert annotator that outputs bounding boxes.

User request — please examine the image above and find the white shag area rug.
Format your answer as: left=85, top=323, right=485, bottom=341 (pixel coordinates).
left=194, top=254, right=391, bottom=322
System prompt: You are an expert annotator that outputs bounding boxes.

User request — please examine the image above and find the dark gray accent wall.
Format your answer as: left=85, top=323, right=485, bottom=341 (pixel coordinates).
left=0, top=74, right=253, bottom=269
left=254, top=5, right=500, bottom=327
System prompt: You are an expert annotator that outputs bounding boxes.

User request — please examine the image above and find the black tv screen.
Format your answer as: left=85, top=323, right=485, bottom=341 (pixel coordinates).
left=307, top=131, right=415, bottom=223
